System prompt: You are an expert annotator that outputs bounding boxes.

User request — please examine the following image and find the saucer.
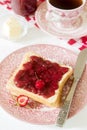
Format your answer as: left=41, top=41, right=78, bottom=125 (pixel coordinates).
left=35, top=2, right=87, bottom=39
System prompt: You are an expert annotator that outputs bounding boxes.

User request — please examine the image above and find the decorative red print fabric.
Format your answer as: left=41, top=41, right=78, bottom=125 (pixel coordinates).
left=0, top=0, right=87, bottom=50
left=0, top=0, right=11, bottom=9
left=68, top=36, right=87, bottom=50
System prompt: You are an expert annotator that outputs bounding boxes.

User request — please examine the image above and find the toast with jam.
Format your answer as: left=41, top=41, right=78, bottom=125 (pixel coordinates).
left=6, top=52, right=73, bottom=107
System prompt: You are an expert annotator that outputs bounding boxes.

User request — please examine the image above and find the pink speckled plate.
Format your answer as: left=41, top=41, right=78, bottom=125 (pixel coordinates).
left=35, top=2, right=87, bottom=39
left=0, top=44, right=87, bottom=125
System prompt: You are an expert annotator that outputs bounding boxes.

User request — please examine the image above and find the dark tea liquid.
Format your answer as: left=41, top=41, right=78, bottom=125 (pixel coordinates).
left=49, top=0, right=83, bottom=10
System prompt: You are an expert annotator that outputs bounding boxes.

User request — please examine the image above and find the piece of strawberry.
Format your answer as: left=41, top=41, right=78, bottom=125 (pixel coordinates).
left=17, top=95, right=29, bottom=107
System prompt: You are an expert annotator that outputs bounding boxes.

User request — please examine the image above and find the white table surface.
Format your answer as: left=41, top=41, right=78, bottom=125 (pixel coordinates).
left=0, top=4, right=87, bottom=130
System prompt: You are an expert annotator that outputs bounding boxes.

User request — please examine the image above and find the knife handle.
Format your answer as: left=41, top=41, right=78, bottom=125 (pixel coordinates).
left=56, top=78, right=78, bottom=127
left=56, top=100, right=71, bottom=127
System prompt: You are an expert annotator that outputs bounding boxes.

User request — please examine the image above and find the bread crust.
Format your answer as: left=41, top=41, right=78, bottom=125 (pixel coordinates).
left=6, top=52, right=73, bottom=107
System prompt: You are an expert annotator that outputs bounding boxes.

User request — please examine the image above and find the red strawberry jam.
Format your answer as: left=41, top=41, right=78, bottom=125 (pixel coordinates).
left=14, top=56, right=68, bottom=98
left=11, top=0, right=37, bottom=16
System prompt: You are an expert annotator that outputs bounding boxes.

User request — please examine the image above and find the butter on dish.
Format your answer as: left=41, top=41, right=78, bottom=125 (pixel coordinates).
left=1, top=14, right=28, bottom=41
left=2, top=17, right=23, bottom=40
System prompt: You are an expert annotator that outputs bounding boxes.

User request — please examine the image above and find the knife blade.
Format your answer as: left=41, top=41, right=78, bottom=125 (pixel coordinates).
left=56, top=48, right=87, bottom=127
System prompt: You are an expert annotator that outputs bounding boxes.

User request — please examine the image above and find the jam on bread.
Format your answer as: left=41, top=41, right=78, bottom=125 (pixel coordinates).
left=6, top=52, right=73, bottom=107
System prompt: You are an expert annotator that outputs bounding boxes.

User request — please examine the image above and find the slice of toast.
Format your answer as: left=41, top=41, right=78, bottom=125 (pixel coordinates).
left=6, top=52, right=73, bottom=107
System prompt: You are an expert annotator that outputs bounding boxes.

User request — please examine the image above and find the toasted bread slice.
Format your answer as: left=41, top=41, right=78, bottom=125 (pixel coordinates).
left=6, top=52, right=73, bottom=107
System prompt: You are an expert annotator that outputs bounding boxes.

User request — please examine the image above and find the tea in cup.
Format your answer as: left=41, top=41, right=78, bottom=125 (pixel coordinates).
left=46, top=0, right=86, bottom=29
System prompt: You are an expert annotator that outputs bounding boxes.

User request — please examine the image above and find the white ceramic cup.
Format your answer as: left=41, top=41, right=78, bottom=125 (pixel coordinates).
left=46, top=0, right=86, bottom=29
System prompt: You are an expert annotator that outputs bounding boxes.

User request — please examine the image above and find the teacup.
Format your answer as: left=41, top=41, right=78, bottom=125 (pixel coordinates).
left=46, top=0, right=86, bottom=29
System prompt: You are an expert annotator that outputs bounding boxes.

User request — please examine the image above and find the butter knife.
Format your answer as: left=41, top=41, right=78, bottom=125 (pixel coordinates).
left=56, top=48, right=87, bottom=127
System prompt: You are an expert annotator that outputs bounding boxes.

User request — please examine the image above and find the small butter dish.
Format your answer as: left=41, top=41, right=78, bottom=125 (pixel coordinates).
left=0, top=13, right=28, bottom=41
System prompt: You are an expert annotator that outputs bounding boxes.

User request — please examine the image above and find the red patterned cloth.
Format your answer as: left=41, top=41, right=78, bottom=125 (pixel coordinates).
left=68, top=36, right=87, bottom=50
left=0, top=0, right=87, bottom=50
left=0, top=0, right=11, bottom=9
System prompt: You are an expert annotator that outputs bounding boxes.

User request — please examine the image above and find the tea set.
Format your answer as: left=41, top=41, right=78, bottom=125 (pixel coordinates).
left=35, top=0, right=87, bottom=39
